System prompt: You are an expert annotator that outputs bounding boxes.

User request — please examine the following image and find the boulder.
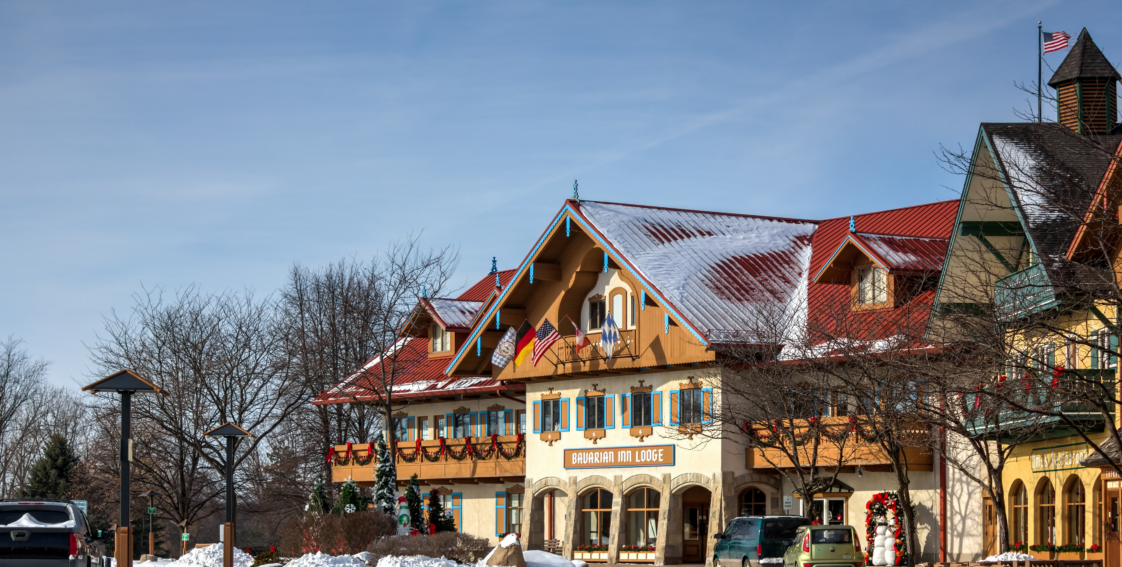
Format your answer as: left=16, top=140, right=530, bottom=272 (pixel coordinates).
left=486, top=534, right=527, bottom=567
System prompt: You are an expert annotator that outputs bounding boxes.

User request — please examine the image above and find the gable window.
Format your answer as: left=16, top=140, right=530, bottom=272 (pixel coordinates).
left=632, top=392, right=652, bottom=426
left=586, top=395, right=607, bottom=429
left=612, top=294, right=625, bottom=328
left=680, top=389, right=702, bottom=424
left=857, top=267, right=888, bottom=305
left=541, top=399, right=562, bottom=432
left=589, top=297, right=606, bottom=330
left=431, top=324, right=452, bottom=352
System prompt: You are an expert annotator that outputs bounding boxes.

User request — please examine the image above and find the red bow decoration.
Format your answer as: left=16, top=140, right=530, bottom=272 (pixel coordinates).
left=491, top=433, right=499, bottom=450
left=344, top=441, right=353, bottom=460
left=326, top=446, right=335, bottom=463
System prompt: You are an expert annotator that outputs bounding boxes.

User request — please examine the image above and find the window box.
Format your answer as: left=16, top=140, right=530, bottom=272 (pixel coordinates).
left=619, top=551, right=656, bottom=561
left=1057, top=551, right=1085, bottom=560
left=573, top=551, right=608, bottom=562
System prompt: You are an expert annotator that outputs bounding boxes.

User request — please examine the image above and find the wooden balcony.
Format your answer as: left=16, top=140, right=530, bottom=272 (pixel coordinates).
left=330, top=435, right=526, bottom=486
left=745, top=417, right=933, bottom=472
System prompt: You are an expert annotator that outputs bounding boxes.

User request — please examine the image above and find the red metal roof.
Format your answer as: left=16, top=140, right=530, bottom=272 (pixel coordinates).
left=458, top=269, right=516, bottom=302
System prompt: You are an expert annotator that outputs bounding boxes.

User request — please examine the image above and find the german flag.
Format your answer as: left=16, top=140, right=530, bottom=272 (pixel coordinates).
left=513, top=321, right=536, bottom=367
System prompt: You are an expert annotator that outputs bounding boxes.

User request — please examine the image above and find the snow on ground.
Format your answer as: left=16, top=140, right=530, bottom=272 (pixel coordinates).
left=523, top=550, right=581, bottom=567
left=165, top=544, right=254, bottom=567
left=377, top=556, right=463, bottom=567
left=982, top=552, right=1035, bottom=562
left=285, top=551, right=368, bottom=567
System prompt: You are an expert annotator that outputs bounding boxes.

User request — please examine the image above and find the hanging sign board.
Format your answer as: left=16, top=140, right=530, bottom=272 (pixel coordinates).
left=563, top=445, right=674, bottom=469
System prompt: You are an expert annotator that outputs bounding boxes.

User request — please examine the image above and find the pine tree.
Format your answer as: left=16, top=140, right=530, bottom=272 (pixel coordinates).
left=333, top=478, right=361, bottom=515
left=427, top=488, right=456, bottom=533
left=372, top=436, right=397, bottom=515
left=406, top=475, right=424, bottom=532
left=19, top=434, right=79, bottom=498
left=307, top=475, right=330, bottom=515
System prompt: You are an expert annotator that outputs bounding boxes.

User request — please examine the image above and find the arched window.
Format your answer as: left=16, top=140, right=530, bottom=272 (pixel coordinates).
left=1038, top=479, right=1056, bottom=546
left=1065, top=477, right=1086, bottom=546
left=740, top=488, right=767, bottom=517
left=581, top=488, right=613, bottom=546
left=626, top=487, right=660, bottom=548
left=1011, top=481, right=1028, bottom=547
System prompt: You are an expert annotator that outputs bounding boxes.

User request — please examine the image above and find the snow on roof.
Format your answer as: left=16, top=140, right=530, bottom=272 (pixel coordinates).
left=576, top=201, right=818, bottom=339
left=427, top=298, right=483, bottom=330
left=855, top=232, right=948, bottom=273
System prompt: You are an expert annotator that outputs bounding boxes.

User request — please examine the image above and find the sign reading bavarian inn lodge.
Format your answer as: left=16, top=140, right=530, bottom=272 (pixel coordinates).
left=564, top=445, right=675, bottom=469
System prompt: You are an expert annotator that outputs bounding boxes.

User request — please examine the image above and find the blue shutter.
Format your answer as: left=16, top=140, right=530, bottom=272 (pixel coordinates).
left=407, top=417, right=415, bottom=441
left=1111, top=334, right=1119, bottom=367
left=702, top=388, right=714, bottom=424
left=669, top=390, right=680, bottom=425
left=452, top=493, right=463, bottom=533
left=622, top=394, right=631, bottom=428
left=652, top=391, right=662, bottom=426
left=576, top=396, right=586, bottom=431
left=532, top=402, right=542, bottom=434
left=560, top=398, right=571, bottom=432
left=605, top=395, right=615, bottom=429
left=495, top=492, right=507, bottom=536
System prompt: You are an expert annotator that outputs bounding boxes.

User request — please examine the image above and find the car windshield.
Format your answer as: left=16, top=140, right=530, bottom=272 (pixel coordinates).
left=0, top=507, right=71, bottom=524
left=762, top=518, right=809, bottom=540
left=812, top=529, right=853, bottom=544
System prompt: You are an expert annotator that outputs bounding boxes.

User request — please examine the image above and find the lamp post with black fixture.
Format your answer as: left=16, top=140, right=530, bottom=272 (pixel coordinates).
left=81, top=370, right=167, bottom=567
left=204, top=422, right=254, bottom=567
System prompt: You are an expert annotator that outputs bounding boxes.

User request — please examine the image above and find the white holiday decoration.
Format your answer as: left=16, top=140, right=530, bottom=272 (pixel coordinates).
left=872, top=525, right=887, bottom=566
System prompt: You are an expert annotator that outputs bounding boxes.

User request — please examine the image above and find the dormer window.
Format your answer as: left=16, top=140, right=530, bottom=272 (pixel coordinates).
left=431, top=323, right=452, bottom=353
left=588, top=296, right=606, bottom=330
left=857, top=267, right=888, bottom=305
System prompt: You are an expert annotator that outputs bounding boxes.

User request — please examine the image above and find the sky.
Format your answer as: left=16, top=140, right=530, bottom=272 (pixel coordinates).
left=2, top=1, right=1119, bottom=388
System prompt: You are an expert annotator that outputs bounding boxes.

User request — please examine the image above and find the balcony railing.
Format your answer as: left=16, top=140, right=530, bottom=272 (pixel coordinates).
left=744, top=417, right=933, bottom=471
left=994, top=264, right=1058, bottom=321
left=966, top=369, right=1115, bottom=441
left=329, top=435, right=526, bottom=484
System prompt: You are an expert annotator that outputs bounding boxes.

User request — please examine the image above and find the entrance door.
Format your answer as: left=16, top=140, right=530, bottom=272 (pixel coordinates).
left=1108, top=490, right=1121, bottom=567
left=983, top=498, right=996, bottom=558
left=682, top=487, right=712, bottom=563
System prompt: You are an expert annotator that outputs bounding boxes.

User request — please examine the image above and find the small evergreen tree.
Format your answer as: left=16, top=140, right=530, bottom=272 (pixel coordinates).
left=372, top=437, right=397, bottom=515
left=406, top=475, right=424, bottom=532
left=427, top=488, right=456, bottom=533
left=307, top=475, right=330, bottom=515
left=20, top=434, right=79, bottom=498
left=333, top=478, right=361, bottom=515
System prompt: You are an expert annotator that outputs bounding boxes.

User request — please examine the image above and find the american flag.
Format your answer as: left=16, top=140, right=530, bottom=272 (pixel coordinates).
left=531, top=319, right=561, bottom=366
left=1043, top=31, right=1070, bottom=54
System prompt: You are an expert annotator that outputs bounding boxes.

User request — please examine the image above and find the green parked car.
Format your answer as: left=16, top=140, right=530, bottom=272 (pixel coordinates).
left=713, top=516, right=811, bottom=567
left=782, top=525, right=864, bottom=567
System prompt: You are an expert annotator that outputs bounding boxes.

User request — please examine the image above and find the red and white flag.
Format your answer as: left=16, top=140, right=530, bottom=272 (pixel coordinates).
left=570, top=320, right=590, bottom=351
left=1043, top=31, right=1070, bottom=53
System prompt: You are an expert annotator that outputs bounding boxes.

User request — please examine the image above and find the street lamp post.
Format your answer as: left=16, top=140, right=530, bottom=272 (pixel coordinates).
left=82, top=370, right=166, bottom=567
left=140, top=490, right=159, bottom=558
left=204, top=423, right=253, bottom=567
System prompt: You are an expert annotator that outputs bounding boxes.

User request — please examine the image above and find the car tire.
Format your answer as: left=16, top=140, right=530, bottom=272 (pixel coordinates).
left=743, top=557, right=751, bottom=567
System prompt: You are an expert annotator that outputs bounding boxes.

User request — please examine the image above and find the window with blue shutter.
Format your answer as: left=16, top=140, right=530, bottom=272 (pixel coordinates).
left=622, top=393, right=631, bottom=428
left=669, top=390, right=680, bottom=425
left=495, top=493, right=507, bottom=536
left=532, top=402, right=542, bottom=434
left=702, top=388, right=714, bottom=424
left=576, top=396, right=586, bottom=431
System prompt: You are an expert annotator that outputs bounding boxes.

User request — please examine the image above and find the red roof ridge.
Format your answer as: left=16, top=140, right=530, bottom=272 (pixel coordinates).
left=573, top=199, right=820, bottom=225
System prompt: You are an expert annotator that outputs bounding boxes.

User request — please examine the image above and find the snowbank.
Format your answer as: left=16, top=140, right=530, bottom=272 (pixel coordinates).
left=1, top=513, right=76, bottom=528
left=981, top=553, right=1035, bottom=562
left=165, top=544, right=254, bottom=567
left=758, top=559, right=784, bottom=565
left=285, top=551, right=368, bottom=567
left=523, top=551, right=581, bottom=567
left=377, top=556, right=463, bottom=567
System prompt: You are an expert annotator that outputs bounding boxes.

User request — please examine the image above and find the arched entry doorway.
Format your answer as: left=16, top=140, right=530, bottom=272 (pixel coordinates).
left=529, top=487, right=569, bottom=551
left=682, top=486, right=712, bottom=563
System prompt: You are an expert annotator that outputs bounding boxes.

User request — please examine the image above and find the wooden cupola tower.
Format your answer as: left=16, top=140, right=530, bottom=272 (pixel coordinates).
left=1048, top=28, right=1121, bottom=135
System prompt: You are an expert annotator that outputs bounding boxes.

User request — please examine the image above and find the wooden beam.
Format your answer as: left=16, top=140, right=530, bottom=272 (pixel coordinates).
left=531, top=262, right=562, bottom=281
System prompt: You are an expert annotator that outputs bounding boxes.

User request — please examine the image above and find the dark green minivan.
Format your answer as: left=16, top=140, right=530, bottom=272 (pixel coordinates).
left=713, top=516, right=811, bottom=567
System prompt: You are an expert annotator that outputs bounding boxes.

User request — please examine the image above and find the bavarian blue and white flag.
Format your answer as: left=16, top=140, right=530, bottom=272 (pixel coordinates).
left=600, top=313, right=620, bottom=360
left=491, top=326, right=517, bottom=368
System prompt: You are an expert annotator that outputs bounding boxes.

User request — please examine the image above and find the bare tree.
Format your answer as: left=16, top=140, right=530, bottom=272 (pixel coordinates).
left=0, top=337, right=49, bottom=495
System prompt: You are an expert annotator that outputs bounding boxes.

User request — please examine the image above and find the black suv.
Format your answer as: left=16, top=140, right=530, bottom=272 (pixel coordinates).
left=0, top=499, right=105, bottom=566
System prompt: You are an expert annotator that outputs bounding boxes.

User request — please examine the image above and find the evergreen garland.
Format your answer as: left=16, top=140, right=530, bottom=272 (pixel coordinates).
left=19, top=434, right=79, bottom=499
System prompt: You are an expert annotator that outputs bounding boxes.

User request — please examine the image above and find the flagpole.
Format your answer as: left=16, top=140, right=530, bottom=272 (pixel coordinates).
left=1038, top=21, right=1043, bottom=123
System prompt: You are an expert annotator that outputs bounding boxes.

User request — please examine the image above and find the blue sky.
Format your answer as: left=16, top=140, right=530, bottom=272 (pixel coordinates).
left=2, top=1, right=1117, bottom=387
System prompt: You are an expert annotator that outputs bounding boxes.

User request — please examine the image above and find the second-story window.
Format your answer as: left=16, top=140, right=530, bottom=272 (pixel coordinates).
left=585, top=396, right=606, bottom=429
left=452, top=413, right=471, bottom=438
left=431, top=324, right=451, bottom=352
left=1095, top=332, right=1118, bottom=369
left=488, top=411, right=502, bottom=436
left=589, top=298, right=606, bottom=330
left=393, top=417, right=409, bottom=441
left=680, top=389, right=702, bottom=424
left=632, top=392, right=652, bottom=426
left=857, top=267, right=888, bottom=305
left=541, top=399, right=562, bottom=432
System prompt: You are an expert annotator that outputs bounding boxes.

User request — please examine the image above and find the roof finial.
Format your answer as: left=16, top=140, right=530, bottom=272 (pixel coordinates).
left=492, top=257, right=500, bottom=287
left=849, top=216, right=856, bottom=232
left=422, top=285, right=427, bottom=299
left=573, top=179, right=579, bottom=203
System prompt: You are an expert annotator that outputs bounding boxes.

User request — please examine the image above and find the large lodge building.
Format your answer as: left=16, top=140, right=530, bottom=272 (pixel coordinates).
left=315, top=29, right=1122, bottom=567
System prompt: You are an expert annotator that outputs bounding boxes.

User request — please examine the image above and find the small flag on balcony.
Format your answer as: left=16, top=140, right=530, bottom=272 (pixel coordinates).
left=570, top=319, right=591, bottom=351
left=513, top=321, right=536, bottom=367
left=532, top=319, right=561, bottom=366
left=600, top=313, right=620, bottom=360
left=491, top=327, right=517, bottom=369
